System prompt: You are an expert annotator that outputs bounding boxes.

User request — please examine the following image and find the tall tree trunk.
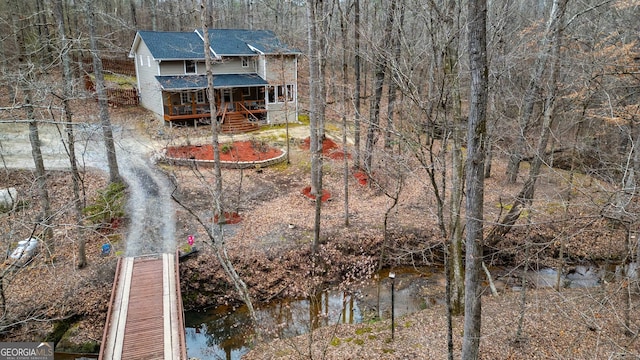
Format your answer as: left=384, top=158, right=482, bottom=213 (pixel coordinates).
left=54, top=0, right=87, bottom=268
left=353, top=0, right=361, bottom=170
left=35, top=0, right=52, bottom=64
left=129, top=0, right=138, bottom=28
left=364, top=0, right=396, bottom=174
left=485, top=0, right=568, bottom=247
left=0, top=11, right=14, bottom=104
left=199, top=0, right=256, bottom=324
left=462, top=0, right=488, bottom=358
left=147, top=0, right=157, bottom=31
left=384, top=1, right=403, bottom=149
left=306, top=0, right=326, bottom=254
left=442, top=0, right=465, bottom=320
left=505, top=0, right=567, bottom=183
left=338, top=0, right=349, bottom=227
left=86, top=0, right=121, bottom=184
left=246, top=0, right=253, bottom=29
left=14, top=16, right=54, bottom=259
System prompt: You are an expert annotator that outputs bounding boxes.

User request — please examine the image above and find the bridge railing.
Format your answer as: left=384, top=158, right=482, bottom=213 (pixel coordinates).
left=175, top=250, right=187, bottom=359
left=98, top=257, right=122, bottom=360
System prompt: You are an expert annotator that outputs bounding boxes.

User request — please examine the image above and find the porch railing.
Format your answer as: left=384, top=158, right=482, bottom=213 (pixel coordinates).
left=163, top=100, right=266, bottom=120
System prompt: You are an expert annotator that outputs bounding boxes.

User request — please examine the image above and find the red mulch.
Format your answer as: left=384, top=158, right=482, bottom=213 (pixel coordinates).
left=166, top=140, right=282, bottom=162
left=353, top=171, right=369, bottom=186
left=301, top=137, right=351, bottom=160
left=301, top=186, right=332, bottom=202
left=214, top=211, right=242, bottom=224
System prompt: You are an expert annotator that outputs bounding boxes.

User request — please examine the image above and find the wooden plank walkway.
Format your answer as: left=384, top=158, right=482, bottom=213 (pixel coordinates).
left=99, top=253, right=186, bottom=360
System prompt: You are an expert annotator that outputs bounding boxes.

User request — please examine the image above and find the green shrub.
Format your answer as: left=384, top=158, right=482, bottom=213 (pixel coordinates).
left=355, top=327, right=373, bottom=335
left=221, top=144, right=233, bottom=153
left=298, top=113, right=310, bottom=124
left=330, top=337, right=341, bottom=346
left=83, top=181, right=127, bottom=225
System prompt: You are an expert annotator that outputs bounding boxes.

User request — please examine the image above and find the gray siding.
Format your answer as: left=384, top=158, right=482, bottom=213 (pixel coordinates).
left=264, top=55, right=298, bottom=124
left=267, top=104, right=297, bottom=124
left=159, top=61, right=185, bottom=75
left=214, top=57, right=257, bottom=74
left=257, top=55, right=267, bottom=78
left=135, top=41, right=163, bottom=116
left=159, top=58, right=257, bottom=75
left=265, top=55, right=296, bottom=83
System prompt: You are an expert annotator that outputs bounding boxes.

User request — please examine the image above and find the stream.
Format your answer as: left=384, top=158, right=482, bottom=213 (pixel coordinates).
left=183, top=262, right=632, bottom=359
left=184, top=267, right=431, bottom=360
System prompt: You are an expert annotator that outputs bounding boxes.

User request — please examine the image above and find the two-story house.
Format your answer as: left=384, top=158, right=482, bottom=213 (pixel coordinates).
left=129, top=29, right=300, bottom=132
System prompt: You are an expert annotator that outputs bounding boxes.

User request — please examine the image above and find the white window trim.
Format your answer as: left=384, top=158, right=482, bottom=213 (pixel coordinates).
left=267, top=85, right=277, bottom=104
left=196, top=90, right=206, bottom=104
left=268, top=84, right=296, bottom=104
left=286, top=84, right=296, bottom=102
left=185, top=60, right=197, bottom=74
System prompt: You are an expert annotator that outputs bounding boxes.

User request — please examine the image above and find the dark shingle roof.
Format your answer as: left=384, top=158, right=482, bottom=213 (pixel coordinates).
left=134, top=29, right=300, bottom=60
left=136, top=31, right=204, bottom=60
left=201, top=29, right=299, bottom=55
left=155, top=74, right=268, bottom=90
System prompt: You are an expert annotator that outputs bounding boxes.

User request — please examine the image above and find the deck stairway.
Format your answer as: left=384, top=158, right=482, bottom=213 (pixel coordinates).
left=221, top=112, right=260, bottom=133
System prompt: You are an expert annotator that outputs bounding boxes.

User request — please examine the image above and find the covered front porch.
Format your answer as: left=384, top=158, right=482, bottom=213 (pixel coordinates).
left=157, top=74, right=269, bottom=133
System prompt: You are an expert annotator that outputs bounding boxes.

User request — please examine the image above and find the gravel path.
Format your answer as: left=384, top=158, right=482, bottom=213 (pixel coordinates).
left=0, top=121, right=176, bottom=256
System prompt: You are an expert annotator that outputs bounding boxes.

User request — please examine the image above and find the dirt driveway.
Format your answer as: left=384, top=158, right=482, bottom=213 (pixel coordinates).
left=0, top=121, right=176, bottom=255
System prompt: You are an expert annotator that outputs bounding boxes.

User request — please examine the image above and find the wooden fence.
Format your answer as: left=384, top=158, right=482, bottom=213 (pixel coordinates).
left=80, top=57, right=136, bottom=77
left=84, top=75, right=139, bottom=107
left=107, top=88, right=139, bottom=106
left=81, top=57, right=139, bottom=106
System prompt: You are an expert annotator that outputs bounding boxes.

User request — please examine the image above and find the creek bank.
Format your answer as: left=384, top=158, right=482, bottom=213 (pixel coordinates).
left=183, top=262, right=627, bottom=359
left=178, top=220, right=626, bottom=312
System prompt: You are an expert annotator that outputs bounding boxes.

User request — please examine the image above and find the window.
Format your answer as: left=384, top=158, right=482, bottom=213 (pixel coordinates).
left=286, top=84, right=295, bottom=102
left=146, top=56, right=151, bottom=67
left=180, top=92, right=190, bottom=104
left=196, top=90, right=206, bottom=103
left=241, top=57, right=249, bottom=68
left=185, top=60, right=196, bottom=74
left=267, top=85, right=277, bottom=104
left=278, top=85, right=287, bottom=102
left=139, top=55, right=143, bottom=66
left=268, top=84, right=295, bottom=104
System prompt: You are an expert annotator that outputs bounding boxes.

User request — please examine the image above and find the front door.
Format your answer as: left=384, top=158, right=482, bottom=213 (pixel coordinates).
left=222, top=89, right=233, bottom=111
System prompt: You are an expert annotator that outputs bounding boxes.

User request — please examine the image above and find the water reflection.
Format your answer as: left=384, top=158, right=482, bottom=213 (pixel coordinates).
left=185, top=291, right=362, bottom=360
left=187, top=264, right=619, bottom=359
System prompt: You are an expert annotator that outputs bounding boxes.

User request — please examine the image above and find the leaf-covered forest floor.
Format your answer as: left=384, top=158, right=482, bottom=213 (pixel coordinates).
left=0, top=105, right=638, bottom=357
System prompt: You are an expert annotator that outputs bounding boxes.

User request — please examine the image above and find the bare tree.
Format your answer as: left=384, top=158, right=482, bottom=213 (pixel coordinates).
left=10, top=0, right=54, bottom=259
left=504, top=0, right=568, bottom=183
left=306, top=0, right=328, bottom=254
left=85, top=0, right=121, bottom=184
left=337, top=0, right=351, bottom=227
left=461, top=0, right=488, bottom=358
left=485, top=0, right=568, bottom=248
left=364, top=0, right=397, bottom=175
left=198, top=0, right=256, bottom=323
left=353, top=0, right=362, bottom=170
left=54, top=0, right=88, bottom=268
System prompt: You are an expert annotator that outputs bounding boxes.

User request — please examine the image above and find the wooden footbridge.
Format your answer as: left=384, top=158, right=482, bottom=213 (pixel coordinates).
left=98, top=253, right=187, bottom=360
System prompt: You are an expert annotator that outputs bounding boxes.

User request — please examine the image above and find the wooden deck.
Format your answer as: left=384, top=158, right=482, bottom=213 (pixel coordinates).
left=99, top=254, right=186, bottom=360
left=162, top=100, right=267, bottom=133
